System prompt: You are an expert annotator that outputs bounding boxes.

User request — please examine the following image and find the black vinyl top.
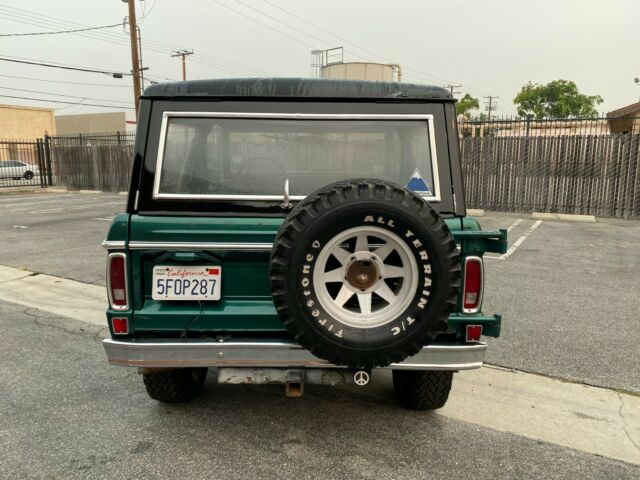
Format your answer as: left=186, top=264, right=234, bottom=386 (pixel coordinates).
left=142, top=78, right=453, bottom=102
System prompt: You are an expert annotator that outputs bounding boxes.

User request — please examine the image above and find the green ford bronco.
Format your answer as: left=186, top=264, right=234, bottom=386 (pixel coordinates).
left=102, top=78, right=507, bottom=410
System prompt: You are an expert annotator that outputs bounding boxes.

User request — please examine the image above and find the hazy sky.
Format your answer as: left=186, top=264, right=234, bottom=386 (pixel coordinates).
left=0, top=0, right=637, bottom=116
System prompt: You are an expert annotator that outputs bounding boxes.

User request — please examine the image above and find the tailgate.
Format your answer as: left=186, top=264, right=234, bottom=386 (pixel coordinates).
left=128, top=215, right=286, bottom=333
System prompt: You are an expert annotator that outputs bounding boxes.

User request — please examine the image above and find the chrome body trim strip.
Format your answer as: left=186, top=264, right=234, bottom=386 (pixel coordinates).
left=127, top=241, right=273, bottom=251
left=103, top=339, right=487, bottom=370
left=152, top=112, right=441, bottom=203
left=102, top=240, right=126, bottom=250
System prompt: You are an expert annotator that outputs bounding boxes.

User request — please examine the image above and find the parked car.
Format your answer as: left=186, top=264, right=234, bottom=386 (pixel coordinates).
left=101, top=78, right=507, bottom=410
left=0, top=160, right=40, bottom=180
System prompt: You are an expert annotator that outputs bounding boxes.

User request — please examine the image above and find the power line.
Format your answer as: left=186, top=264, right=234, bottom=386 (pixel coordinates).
left=0, top=4, right=272, bottom=78
left=209, top=0, right=317, bottom=49
left=0, top=86, right=132, bottom=104
left=0, top=4, right=271, bottom=78
left=231, top=0, right=328, bottom=47
left=0, top=73, right=131, bottom=88
left=259, top=0, right=495, bottom=93
left=137, top=0, right=157, bottom=23
left=0, top=22, right=122, bottom=37
left=0, top=56, right=127, bottom=78
left=0, top=94, right=134, bottom=109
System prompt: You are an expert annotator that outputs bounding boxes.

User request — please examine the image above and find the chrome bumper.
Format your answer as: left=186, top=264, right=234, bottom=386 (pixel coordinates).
left=103, top=339, right=487, bottom=371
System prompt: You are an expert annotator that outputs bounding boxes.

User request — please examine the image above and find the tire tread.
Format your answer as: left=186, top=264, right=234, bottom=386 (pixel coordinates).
left=393, top=370, right=453, bottom=410
left=142, top=368, right=207, bottom=403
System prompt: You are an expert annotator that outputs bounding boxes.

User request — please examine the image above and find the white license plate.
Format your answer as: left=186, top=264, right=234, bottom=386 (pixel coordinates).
left=152, top=266, right=221, bottom=301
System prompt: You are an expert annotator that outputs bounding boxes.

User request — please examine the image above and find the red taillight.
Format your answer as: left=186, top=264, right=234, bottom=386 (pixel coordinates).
left=466, top=325, right=482, bottom=342
left=112, top=317, right=129, bottom=335
left=108, top=253, right=128, bottom=310
left=463, top=257, right=483, bottom=313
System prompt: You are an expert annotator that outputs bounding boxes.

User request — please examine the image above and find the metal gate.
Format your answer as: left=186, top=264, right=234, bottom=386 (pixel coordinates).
left=0, top=138, right=52, bottom=188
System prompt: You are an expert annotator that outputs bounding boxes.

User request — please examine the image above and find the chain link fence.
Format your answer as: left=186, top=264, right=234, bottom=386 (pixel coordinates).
left=459, top=116, right=640, bottom=218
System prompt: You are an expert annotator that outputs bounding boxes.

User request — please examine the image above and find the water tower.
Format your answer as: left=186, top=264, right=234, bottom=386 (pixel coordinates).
left=310, top=47, right=402, bottom=82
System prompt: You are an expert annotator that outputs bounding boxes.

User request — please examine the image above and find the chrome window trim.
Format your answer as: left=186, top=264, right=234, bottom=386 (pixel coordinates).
left=107, top=252, right=130, bottom=311
left=127, top=241, right=273, bottom=251
left=153, top=112, right=441, bottom=202
left=462, top=256, right=484, bottom=314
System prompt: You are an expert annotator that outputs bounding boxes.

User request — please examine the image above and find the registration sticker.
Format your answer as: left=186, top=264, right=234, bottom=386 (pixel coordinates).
left=152, top=265, right=221, bottom=301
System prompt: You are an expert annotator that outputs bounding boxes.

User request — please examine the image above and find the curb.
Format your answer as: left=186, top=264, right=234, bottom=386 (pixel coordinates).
left=118, top=191, right=128, bottom=196
left=467, top=209, right=485, bottom=217
left=79, top=189, right=103, bottom=194
left=532, top=212, right=596, bottom=223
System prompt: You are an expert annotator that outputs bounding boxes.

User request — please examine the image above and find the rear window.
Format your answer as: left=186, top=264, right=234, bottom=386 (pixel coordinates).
left=154, top=113, right=440, bottom=201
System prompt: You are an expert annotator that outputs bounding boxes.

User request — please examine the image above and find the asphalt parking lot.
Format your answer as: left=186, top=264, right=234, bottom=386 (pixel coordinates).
left=0, top=191, right=639, bottom=478
left=0, top=191, right=125, bottom=284
left=1, top=301, right=638, bottom=479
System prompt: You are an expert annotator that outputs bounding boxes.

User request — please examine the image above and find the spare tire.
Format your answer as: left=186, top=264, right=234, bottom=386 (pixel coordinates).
left=269, top=179, right=460, bottom=368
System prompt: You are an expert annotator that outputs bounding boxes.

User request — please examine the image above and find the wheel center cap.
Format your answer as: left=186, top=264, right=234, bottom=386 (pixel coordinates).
left=346, top=261, right=378, bottom=290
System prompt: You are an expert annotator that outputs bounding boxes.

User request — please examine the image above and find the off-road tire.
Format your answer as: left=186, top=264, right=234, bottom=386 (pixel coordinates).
left=392, top=370, right=453, bottom=410
left=142, top=368, right=207, bottom=403
left=270, top=178, right=460, bottom=368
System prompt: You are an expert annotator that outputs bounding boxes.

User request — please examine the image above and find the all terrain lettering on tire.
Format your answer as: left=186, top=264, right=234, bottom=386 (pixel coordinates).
left=364, top=216, right=434, bottom=316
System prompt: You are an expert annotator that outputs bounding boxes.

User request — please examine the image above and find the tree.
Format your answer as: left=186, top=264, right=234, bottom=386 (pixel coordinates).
left=456, top=93, right=480, bottom=116
left=513, top=80, right=603, bottom=119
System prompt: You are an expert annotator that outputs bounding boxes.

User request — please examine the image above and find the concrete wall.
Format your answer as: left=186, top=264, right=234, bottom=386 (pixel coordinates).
left=0, top=104, right=55, bottom=139
left=55, top=111, right=136, bottom=135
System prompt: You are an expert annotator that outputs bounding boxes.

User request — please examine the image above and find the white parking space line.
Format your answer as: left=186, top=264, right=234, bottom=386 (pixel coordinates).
left=29, top=201, right=124, bottom=214
left=0, top=193, right=60, bottom=203
left=93, top=217, right=114, bottom=222
left=500, top=220, right=542, bottom=259
left=507, top=218, right=523, bottom=232
left=485, top=219, right=542, bottom=260
left=0, top=194, right=80, bottom=208
left=1, top=262, right=638, bottom=466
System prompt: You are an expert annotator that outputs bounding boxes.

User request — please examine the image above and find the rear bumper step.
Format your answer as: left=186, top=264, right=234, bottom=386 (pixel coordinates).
left=103, top=339, right=487, bottom=370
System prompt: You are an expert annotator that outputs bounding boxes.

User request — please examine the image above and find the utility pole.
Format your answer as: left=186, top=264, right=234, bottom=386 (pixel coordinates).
left=172, top=50, right=194, bottom=81
left=484, top=96, right=499, bottom=121
left=446, top=84, right=462, bottom=97
left=136, top=25, right=146, bottom=91
left=126, top=0, right=141, bottom=114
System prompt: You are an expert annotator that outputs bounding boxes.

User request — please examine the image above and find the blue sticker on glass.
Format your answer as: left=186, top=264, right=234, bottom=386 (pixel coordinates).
left=406, top=169, right=432, bottom=195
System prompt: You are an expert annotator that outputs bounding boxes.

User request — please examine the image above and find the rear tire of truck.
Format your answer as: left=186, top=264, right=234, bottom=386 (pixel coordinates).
left=270, top=178, right=460, bottom=369
left=142, top=368, right=208, bottom=403
left=392, top=370, right=453, bottom=410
